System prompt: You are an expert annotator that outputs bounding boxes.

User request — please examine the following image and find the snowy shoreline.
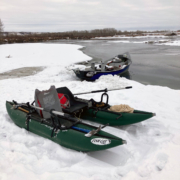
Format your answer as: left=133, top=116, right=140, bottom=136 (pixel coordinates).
left=106, top=39, right=180, bottom=46
left=0, top=43, right=180, bottom=180
left=93, top=34, right=180, bottom=46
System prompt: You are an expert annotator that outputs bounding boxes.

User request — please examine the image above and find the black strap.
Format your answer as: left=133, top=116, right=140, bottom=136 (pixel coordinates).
left=51, top=126, right=57, bottom=138
left=13, top=100, right=18, bottom=105
left=92, top=108, right=99, bottom=118
left=31, top=100, right=35, bottom=105
left=50, top=109, right=61, bottom=128
left=116, top=114, right=122, bottom=119
left=50, top=109, right=61, bottom=137
left=26, top=114, right=31, bottom=131
left=26, top=102, right=36, bottom=113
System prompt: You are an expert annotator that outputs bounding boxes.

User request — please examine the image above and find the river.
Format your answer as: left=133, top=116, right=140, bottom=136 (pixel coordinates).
left=48, top=36, right=180, bottom=89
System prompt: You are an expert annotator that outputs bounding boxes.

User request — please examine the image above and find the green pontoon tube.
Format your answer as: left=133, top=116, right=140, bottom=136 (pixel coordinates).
left=6, top=86, right=126, bottom=152
left=56, top=86, right=156, bottom=126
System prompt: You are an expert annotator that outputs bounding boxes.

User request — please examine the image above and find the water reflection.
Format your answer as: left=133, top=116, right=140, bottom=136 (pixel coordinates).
left=120, top=71, right=131, bottom=79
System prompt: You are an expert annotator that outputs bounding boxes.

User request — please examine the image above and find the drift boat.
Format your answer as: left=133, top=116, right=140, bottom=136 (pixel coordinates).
left=72, top=52, right=132, bottom=81
left=56, top=86, right=155, bottom=126
left=6, top=86, right=126, bottom=152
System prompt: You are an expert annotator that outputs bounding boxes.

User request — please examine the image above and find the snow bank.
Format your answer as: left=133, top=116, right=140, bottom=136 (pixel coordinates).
left=107, top=40, right=130, bottom=43
left=156, top=40, right=180, bottom=46
left=0, top=43, right=91, bottom=73
left=0, top=43, right=180, bottom=180
left=94, top=35, right=166, bottom=39
left=107, top=40, right=180, bottom=46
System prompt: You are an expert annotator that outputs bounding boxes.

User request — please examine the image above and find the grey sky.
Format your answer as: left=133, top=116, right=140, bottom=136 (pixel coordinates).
left=0, top=0, right=180, bottom=32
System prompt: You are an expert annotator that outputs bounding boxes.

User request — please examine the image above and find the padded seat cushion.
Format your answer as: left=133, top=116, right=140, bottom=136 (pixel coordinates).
left=62, top=102, right=87, bottom=114
left=56, top=87, right=88, bottom=114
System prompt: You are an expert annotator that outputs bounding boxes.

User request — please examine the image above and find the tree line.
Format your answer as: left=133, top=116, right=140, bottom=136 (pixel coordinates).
left=0, top=19, right=179, bottom=44
left=0, top=19, right=4, bottom=39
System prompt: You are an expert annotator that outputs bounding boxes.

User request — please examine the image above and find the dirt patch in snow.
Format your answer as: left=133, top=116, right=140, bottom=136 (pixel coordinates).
left=0, top=66, right=45, bottom=80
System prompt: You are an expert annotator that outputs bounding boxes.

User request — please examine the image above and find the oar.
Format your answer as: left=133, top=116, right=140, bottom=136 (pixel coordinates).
left=13, top=103, right=107, bottom=136
left=72, top=123, right=109, bottom=137
left=13, top=102, right=77, bottom=122
left=29, top=104, right=65, bottom=116
left=74, top=86, right=132, bottom=95
left=30, top=105, right=109, bottom=136
left=85, top=124, right=109, bottom=137
left=30, top=105, right=110, bottom=136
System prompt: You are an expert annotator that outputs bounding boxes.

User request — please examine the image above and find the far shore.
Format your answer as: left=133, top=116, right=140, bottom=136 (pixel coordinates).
left=0, top=30, right=179, bottom=44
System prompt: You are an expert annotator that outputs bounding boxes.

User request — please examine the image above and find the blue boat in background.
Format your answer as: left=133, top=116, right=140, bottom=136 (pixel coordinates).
left=72, top=52, right=132, bottom=81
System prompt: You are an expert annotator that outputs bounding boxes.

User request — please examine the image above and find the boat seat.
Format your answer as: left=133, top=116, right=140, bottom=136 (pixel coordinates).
left=35, top=85, right=62, bottom=119
left=117, top=55, right=128, bottom=62
left=56, top=87, right=88, bottom=114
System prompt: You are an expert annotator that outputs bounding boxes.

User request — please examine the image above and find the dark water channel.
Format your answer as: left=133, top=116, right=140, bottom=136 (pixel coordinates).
left=48, top=38, right=180, bottom=89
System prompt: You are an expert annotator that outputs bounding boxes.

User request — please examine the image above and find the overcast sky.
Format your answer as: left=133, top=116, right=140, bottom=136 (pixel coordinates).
left=0, top=0, right=180, bottom=32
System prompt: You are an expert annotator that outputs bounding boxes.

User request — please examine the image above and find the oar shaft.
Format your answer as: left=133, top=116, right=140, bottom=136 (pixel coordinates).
left=30, top=105, right=65, bottom=116
left=108, top=86, right=132, bottom=91
left=74, top=90, right=105, bottom=95
left=74, top=86, right=132, bottom=95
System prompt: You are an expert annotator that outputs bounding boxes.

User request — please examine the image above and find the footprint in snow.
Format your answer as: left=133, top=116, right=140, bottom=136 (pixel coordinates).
left=156, top=153, right=168, bottom=171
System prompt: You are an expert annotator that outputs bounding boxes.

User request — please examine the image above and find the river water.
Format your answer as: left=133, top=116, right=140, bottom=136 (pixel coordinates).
left=48, top=36, right=180, bottom=89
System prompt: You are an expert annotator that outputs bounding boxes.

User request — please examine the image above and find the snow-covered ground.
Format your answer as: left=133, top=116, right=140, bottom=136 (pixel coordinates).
left=94, top=35, right=168, bottom=39
left=156, top=40, right=180, bottom=46
left=94, top=34, right=180, bottom=39
left=94, top=34, right=180, bottom=46
left=107, top=40, right=180, bottom=46
left=0, top=43, right=91, bottom=73
left=0, top=43, right=180, bottom=180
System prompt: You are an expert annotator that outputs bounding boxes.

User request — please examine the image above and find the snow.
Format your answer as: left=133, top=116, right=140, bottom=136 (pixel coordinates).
left=94, top=35, right=167, bottom=39
left=156, top=40, right=180, bottom=46
left=0, top=43, right=91, bottom=73
left=107, top=40, right=180, bottom=46
left=107, top=40, right=131, bottom=43
left=93, top=34, right=180, bottom=47
left=68, top=64, right=89, bottom=71
left=1, top=43, right=180, bottom=180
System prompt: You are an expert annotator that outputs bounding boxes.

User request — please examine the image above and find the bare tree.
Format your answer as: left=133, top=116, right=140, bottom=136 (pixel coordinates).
left=0, top=19, right=4, bottom=38
left=0, top=19, right=4, bottom=31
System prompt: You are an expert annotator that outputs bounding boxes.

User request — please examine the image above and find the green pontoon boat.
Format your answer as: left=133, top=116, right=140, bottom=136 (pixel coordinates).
left=56, top=86, right=155, bottom=126
left=6, top=86, right=126, bottom=152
